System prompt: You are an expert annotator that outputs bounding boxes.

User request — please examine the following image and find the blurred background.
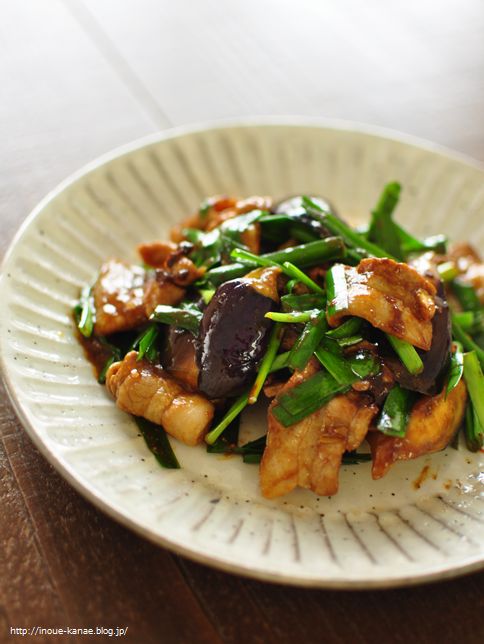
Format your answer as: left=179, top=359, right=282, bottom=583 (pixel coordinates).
left=2, top=0, right=484, bottom=253
left=1, top=2, right=484, bottom=643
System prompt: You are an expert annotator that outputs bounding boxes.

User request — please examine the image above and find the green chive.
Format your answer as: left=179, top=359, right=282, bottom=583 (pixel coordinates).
left=451, top=279, right=481, bottom=312
left=259, top=212, right=319, bottom=244
left=273, top=370, right=349, bottom=426
left=464, top=400, right=483, bottom=452
left=451, top=311, right=477, bottom=332
left=446, top=343, right=464, bottom=397
left=315, top=339, right=379, bottom=384
left=76, top=286, right=95, bottom=338
left=367, top=182, right=404, bottom=260
left=230, top=249, right=325, bottom=294
left=199, top=199, right=211, bottom=219
left=348, top=350, right=381, bottom=379
left=341, top=452, right=372, bottom=464
left=199, top=288, right=215, bottom=304
left=269, top=351, right=291, bottom=373
left=96, top=337, right=122, bottom=384
left=452, top=319, right=484, bottom=369
left=133, top=323, right=159, bottom=361
left=386, top=335, right=424, bottom=375
left=242, top=453, right=263, bottom=464
left=288, top=311, right=327, bottom=371
left=207, top=237, right=346, bottom=285
left=97, top=354, right=116, bottom=385
left=326, top=317, right=363, bottom=339
left=336, top=334, right=364, bottom=347
left=207, top=433, right=267, bottom=463
left=314, top=338, right=356, bottom=384
left=281, top=293, right=326, bottom=312
left=325, top=264, right=350, bottom=320
left=205, top=391, right=250, bottom=445
left=399, top=232, right=447, bottom=256
left=265, top=311, right=317, bottom=324
left=377, top=385, right=414, bottom=437
left=230, top=247, right=279, bottom=269
left=249, top=323, right=284, bottom=404
left=206, top=415, right=240, bottom=454
left=135, top=417, right=180, bottom=469
left=302, top=196, right=396, bottom=260
left=437, top=261, right=459, bottom=283
left=281, top=262, right=324, bottom=294
left=463, top=351, right=484, bottom=429
left=151, top=304, right=202, bottom=335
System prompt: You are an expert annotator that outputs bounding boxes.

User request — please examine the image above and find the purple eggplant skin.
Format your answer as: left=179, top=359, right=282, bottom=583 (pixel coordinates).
left=386, top=282, right=452, bottom=395
left=274, top=195, right=337, bottom=217
left=273, top=195, right=343, bottom=239
left=196, top=279, right=277, bottom=398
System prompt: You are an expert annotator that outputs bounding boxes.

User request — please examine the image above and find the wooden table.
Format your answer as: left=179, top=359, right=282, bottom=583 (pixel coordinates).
left=1, top=2, right=483, bottom=642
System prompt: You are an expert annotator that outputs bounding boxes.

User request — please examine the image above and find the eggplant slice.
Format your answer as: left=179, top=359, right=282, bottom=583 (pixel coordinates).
left=384, top=281, right=452, bottom=395
left=197, top=267, right=280, bottom=398
left=273, top=194, right=340, bottom=240
left=368, top=379, right=467, bottom=479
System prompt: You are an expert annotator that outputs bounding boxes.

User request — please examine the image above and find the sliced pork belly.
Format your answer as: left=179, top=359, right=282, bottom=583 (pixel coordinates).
left=170, top=194, right=271, bottom=245
left=137, top=241, right=205, bottom=286
left=368, top=379, right=467, bottom=479
left=93, top=259, right=184, bottom=336
left=448, top=242, right=484, bottom=304
left=327, top=258, right=437, bottom=350
left=106, top=351, right=214, bottom=446
left=260, top=361, right=378, bottom=498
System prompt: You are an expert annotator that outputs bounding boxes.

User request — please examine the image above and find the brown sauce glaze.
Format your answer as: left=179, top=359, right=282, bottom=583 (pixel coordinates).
left=76, top=331, right=112, bottom=380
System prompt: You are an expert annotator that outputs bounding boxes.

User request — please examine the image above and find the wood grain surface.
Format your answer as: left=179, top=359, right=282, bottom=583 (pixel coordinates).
left=1, top=1, right=483, bottom=643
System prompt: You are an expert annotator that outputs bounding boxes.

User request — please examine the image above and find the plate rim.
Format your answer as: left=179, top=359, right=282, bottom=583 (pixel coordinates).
left=1, top=116, right=483, bottom=589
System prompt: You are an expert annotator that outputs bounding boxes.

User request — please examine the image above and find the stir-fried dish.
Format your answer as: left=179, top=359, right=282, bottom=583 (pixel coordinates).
left=74, top=184, right=484, bottom=498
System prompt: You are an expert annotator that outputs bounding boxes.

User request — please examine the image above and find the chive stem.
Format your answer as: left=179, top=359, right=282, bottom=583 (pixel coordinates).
left=464, top=401, right=483, bottom=452
left=288, top=311, right=327, bottom=371
left=437, top=261, right=459, bottom=283
left=463, top=351, right=484, bottom=429
left=230, top=247, right=279, bottom=269
left=207, top=237, right=346, bottom=285
left=451, top=279, right=481, bottom=312
left=151, top=304, right=202, bottom=334
left=377, top=385, right=414, bottom=437
left=326, top=317, right=363, bottom=339
left=269, top=351, right=291, bottom=373
left=205, top=392, right=250, bottom=445
left=133, top=322, right=159, bottom=361
left=452, top=319, right=484, bottom=369
left=303, top=196, right=396, bottom=260
left=446, top=342, right=464, bottom=397
left=265, top=311, right=316, bottom=323
left=134, top=417, right=180, bottom=469
left=281, top=261, right=325, bottom=294
left=386, top=334, right=424, bottom=375
left=451, top=311, right=479, bottom=332
left=249, top=323, right=284, bottom=404
left=199, top=288, right=215, bottom=304
left=230, top=250, right=325, bottom=294
left=273, top=370, right=349, bottom=426
left=367, top=182, right=403, bottom=259
left=97, top=355, right=116, bottom=385
left=314, top=341, right=356, bottom=385
left=281, top=293, right=326, bottom=312
left=77, top=286, right=95, bottom=338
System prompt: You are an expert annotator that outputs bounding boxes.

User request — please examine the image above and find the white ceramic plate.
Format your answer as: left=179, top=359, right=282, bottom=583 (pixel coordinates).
left=1, top=119, right=483, bottom=588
